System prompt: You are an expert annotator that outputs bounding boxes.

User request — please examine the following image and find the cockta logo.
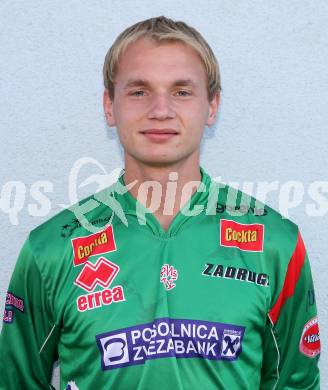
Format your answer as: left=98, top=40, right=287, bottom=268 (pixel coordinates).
left=220, top=219, right=264, bottom=252
left=71, top=225, right=117, bottom=266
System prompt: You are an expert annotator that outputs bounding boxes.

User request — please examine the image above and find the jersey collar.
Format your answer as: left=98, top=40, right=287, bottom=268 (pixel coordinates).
left=112, top=166, right=213, bottom=237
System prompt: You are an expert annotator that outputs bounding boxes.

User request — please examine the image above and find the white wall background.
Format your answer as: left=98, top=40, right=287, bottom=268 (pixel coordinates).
left=0, top=0, right=327, bottom=388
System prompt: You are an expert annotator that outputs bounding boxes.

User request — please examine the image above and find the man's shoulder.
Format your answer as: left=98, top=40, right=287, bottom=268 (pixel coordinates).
left=28, top=184, right=116, bottom=254
left=212, top=180, right=300, bottom=246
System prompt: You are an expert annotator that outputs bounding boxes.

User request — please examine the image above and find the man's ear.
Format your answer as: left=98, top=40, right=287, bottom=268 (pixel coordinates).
left=103, top=88, right=116, bottom=127
left=206, top=92, right=220, bottom=127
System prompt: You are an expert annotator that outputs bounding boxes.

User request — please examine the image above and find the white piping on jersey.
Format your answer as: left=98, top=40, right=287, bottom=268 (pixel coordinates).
left=39, top=324, right=56, bottom=354
left=268, top=314, right=280, bottom=390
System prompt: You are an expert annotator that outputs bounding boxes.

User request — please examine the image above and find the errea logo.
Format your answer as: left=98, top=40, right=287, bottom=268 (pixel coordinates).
left=75, top=257, right=125, bottom=312
left=74, top=257, right=119, bottom=292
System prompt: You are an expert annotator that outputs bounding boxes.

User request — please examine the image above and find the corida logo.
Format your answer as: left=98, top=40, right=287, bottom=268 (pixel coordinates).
left=160, top=264, right=178, bottom=291
left=299, top=316, right=320, bottom=358
left=220, top=219, right=264, bottom=252
left=3, top=292, right=25, bottom=324
left=71, top=225, right=117, bottom=266
left=96, top=318, right=245, bottom=370
left=6, top=292, right=24, bottom=312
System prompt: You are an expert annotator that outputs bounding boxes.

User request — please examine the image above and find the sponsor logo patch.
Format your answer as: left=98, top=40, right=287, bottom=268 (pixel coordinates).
left=96, top=318, right=245, bottom=370
left=77, top=285, right=125, bottom=312
left=75, top=257, right=119, bottom=292
left=202, top=263, right=269, bottom=287
left=3, top=292, right=24, bottom=324
left=71, top=225, right=117, bottom=266
left=3, top=309, right=13, bottom=324
left=75, top=258, right=125, bottom=311
left=5, top=292, right=24, bottom=312
left=220, top=219, right=264, bottom=252
left=160, top=264, right=178, bottom=291
left=299, top=316, right=320, bottom=358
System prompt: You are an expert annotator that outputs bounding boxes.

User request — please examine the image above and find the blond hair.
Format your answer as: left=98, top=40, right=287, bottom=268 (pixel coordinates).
left=103, top=16, right=221, bottom=101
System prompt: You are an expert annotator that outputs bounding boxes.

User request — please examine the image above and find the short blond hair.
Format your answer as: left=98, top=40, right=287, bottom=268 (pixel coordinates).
left=103, top=16, right=221, bottom=101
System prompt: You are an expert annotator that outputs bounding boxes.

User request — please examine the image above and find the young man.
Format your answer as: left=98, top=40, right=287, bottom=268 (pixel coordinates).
left=0, top=16, right=321, bottom=389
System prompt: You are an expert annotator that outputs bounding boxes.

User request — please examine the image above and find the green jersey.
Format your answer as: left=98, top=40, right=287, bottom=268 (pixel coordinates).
left=0, top=167, right=321, bottom=389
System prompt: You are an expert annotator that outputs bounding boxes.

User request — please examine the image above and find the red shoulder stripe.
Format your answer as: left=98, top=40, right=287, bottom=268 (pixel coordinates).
left=269, top=231, right=306, bottom=325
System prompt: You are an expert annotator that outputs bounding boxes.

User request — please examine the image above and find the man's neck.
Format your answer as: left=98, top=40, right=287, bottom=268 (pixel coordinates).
left=122, top=156, right=202, bottom=230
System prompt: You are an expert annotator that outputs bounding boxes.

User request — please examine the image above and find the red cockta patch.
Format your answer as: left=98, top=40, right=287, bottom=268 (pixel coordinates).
left=299, top=316, right=320, bottom=358
left=220, top=219, right=264, bottom=252
left=71, top=225, right=116, bottom=266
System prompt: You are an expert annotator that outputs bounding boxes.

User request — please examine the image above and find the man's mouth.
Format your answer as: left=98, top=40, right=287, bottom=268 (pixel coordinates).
left=140, top=129, right=179, bottom=142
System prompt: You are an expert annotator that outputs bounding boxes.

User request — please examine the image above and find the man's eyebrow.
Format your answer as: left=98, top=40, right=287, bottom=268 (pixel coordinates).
left=123, top=79, right=197, bottom=89
left=123, top=79, right=150, bottom=89
left=172, top=79, right=197, bottom=88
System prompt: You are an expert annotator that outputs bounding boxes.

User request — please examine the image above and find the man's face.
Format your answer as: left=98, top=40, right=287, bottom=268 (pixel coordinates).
left=104, top=38, right=219, bottom=166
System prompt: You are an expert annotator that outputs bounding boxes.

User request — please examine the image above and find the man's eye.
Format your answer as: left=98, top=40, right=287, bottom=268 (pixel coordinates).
left=130, top=90, right=146, bottom=97
left=176, top=90, right=191, bottom=97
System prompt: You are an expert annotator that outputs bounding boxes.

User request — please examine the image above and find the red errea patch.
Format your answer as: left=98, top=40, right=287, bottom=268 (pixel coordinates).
left=220, top=219, right=264, bottom=252
left=71, top=225, right=116, bottom=266
left=75, top=257, right=120, bottom=293
left=299, top=317, right=321, bottom=358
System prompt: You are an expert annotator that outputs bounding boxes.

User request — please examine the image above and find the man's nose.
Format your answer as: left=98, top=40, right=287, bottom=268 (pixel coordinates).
left=147, top=93, right=176, bottom=120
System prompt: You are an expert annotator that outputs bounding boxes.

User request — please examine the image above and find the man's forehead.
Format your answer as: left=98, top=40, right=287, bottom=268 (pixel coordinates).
left=118, top=38, right=203, bottom=68
left=124, top=37, right=191, bottom=52
left=114, top=38, right=207, bottom=88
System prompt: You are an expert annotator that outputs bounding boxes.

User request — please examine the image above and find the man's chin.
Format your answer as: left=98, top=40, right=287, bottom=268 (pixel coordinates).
left=125, top=153, right=190, bottom=168
left=135, top=158, right=183, bottom=168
